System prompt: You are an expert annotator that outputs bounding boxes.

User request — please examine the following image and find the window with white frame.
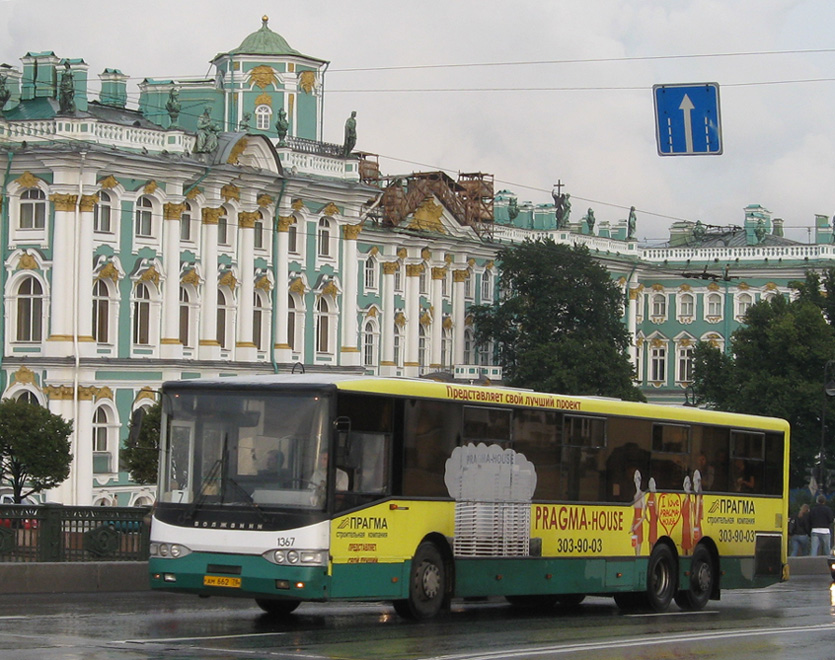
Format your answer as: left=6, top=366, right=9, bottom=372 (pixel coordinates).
left=394, top=263, right=403, bottom=293
left=134, top=196, right=153, bottom=237
left=478, top=341, right=490, bottom=366
left=464, top=328, right=474, bottom=364
left=418, top=324, right=428, bottom=367
left=218, top=211, right=229, bottom=246
left=19, top=188, right=47, bottom=230
left=441, top=327, right=451, bottom=367
left=442, top=270, right=449, bottom=297
left=706, top=292, right=723, bottom=318
left=288, top=220, right=298, bottom=253
left=316, top=297, right=333, bottom=354
left=363, top=320, right=377, bottom=367
left=180, top=202, right=193, bottom=242
left=133, top=282, right=152, bottom=345
left=179, top=287, right=194, bottom=348
left=255, top=104, right=272, bottom=131
left=94, top=191, right=113, bottom=233
left=15, top=275, right=44, bottom=342
left=650, top=344, right=667, bottom=382
left=419, top=267, right=428, bottom=295
left=679, top=292, right=695, bottom=318
left=15, top=391, right=39, bottom=405
left=464, top=270, right=473, bottom=299
left=92, top=279, right=111, bottom=344
left=317, top=218, right=331, bottom=258
left=93, top=405, right=117, bottom=474
left=651, top=293, right=667, bottom=318
left=393, top=324, right=402, bottom=366
left=288, top=295, right=297, bottom=351
left=677, top=344, right=694, bottom=382
left=254, top=214, right=265, bottom=250
left=217, top=289, right=233, bottom=349
left=736, top=292, right=753, bottom=319
left=253, top=291, right=268, bottom=351
left=481, top=269, right=493, bottom=302
left=364, top=256, right=378, bottom=292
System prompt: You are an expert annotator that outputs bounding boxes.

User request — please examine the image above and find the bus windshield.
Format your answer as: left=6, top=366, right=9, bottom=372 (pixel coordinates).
left=159, top=389, right=330, bottom=510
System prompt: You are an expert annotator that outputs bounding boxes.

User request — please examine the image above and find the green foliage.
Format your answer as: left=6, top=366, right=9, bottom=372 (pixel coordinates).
left=692, top=289, right=835, bottom=487
left=0, top=398, right=73, bottom=502
left=472, top=238, right=645, bottom=401
left=121, top=402, right=162, bottom=485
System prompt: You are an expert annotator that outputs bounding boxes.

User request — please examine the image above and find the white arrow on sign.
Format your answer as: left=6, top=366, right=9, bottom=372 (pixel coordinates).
left=679, top=94, right=695, bottom=153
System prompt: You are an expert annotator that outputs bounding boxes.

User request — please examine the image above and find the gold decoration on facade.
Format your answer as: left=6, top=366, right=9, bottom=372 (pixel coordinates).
left=636, top=337, right=644, bottom=348
left=140, top=266, right=160, bottom=286
left=144, top=181, right=158, bottom=195
left=442, top=317, right=453, bottom=330
left=679, top=284, right=692, bottom=292
left=292, top=199, right=304, bottom=211
left=255, top=276, right=272, bottom=292
left=13, top=366, right=36, bottom=386
left=765, top=282, right=778, bottom=291
left=79, top=194, right=98, bottom=212
left=432, top=267, right=447, bottom=280
left=651, top=283, right=665, bottom=292
left=227, top=138, right=248, bottom=165
left=485, top=260, right=494, bottom=270
left=453, top=269, right=469, bottom=283
left=408, top=199, right=445, bottom=234
left=738, top=282, right=750, bottom=290
left=419, top=310, right=432, bottom=326
left=706, top=334, right=721, bottom=348
left=221, top=183, right=241, bottom=202
left=97, top=262, right=120, bottom=282
left=219, top=271, right=238, bottom=289
left=94, top=386, right=114, bottom=401
left=617, top=276, right=627, bottom=285
left=50, top=193, right=77, bottom=212
left=382, top=262, right=400, bottom=275
left=186, top=186, right=201, bottom=200
left=342, top=224, right=363, bottom=240
left=397, top=248, right=407, bottom=259
left=16, top=171, right=42, bottom=189
left=45, top=385, right=74, bottom=400
left=321, top=202, right=339, bottom=217
left=289, top=278, right=306, bottom=294
left=394, top=312, right=406, bottom=328
left=650, top=338, right=665, bottom=348
left=239, top=211, right=259, bottom=229
left=406, top=264, right=424, bottom=277
left=99, top=175, right=118, bottom=190
left=299, top=70, right=316, bottom=94
left=467, top=258, right=476, bottom=267
left=257, top=194, right=273, bottom=208
left=254, top=92, right=273, bottom=107
left=707, top=282, right=720, bottom=291
left=277, top=215, right=295, bottom=232
left=465, top=315, right=474, bottom=327
left=17, top=253, right=38, bottom=270
left=181, top=269, right=201, bottom=286
left=444, top=254, right=453, bottom=264
left=202, top=207, right=223, bottom=225
left=322, top=282, right=338, bottom=297
left=163, top=202, right=186, bottom=220
left=136, top=387, right=157, bottom=402
left=366, top=307, right=378, bottom=318
left=369, top=246, right=379, bottom=256
left=249, top=65, right=278, bottom=90
left=421, top=248, right=431, bottom=260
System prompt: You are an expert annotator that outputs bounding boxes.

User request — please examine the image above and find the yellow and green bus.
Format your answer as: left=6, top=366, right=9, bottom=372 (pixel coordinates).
left=149, top=374, right=789, bottom=618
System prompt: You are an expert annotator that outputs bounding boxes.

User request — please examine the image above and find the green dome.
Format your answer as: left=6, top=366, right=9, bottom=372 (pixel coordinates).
left=229, top=16, right=302, bottom=57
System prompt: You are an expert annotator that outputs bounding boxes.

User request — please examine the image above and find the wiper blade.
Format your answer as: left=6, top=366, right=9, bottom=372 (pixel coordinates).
left=182, top=459, right=222, bottom=521
left=225, top=477, right=267, bottom=523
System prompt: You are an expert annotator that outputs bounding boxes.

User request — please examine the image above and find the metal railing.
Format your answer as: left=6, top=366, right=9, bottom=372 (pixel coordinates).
left=0, top=504, right=150, bottom=563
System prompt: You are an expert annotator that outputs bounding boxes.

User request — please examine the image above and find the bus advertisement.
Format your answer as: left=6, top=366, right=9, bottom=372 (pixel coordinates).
left=148, top=374, right=789, bottom=619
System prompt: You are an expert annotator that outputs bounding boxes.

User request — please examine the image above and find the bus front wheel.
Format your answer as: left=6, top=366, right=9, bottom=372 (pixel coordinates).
left=255, top=598, right=301, bottom=616
left=393, top=541, right=447, bottom=619
left=674, top=545, right=715, bottom=610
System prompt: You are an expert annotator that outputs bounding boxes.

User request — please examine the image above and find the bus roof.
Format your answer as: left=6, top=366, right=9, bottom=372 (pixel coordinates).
left=162, top=373, right=789, bottom=433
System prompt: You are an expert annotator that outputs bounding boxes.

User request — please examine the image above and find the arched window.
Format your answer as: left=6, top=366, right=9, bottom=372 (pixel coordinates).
left=317, top=218, right=331, bottom=257
left=651, top=293, right=667, bottom=317
left=253, top=291, right=267, bottom=351
left=134, top=196, right=153, bottom=237
left=217, top=212, right=229, bottom=246
left=92, top=279, right=111, bottom=343
left=650, top=343, right=667, bottom=382
left=363, top=321, right=377, bottom=367
left=179, top=287, right=193, bottom=347
left=254, top=214, right=264, bottom=250
left=19, top=188, right=46, bottom=229
left=133, top=282, right=151, bottom=345
left=217, top=289, right=230, bottom=349
left=419, top=266, right=428, bottom=295
left=316, top=297, right=331, bottom=353
left=15, top=391, right=39, bottom=405
left=481, top=269, right=493, bottom=302
left=679, top=293, right=695, bottom=317
left=364, top=257, right=377, bottom=291
left=94, top=191, right=112, bottom=233
left=464, top=270, right=473, bottom=299
left=393, top=324, right=402, bottom=366
left=288, top=295, right=296, bottom=351
left=255, top=104, right=272, bottom=131
left=441, top=327, right=452, bottom=368
left=418, top=325, right=428, bottom=367
left=677, top=344, right=694, bottom=382
left=16, top=276, right=43, bottom=342
left=93, top=406, right=117, bottom=474
left=288, top=220, right=298, bottom=253
left=180, top=202, right=193, bottom=242
left=463, top=328, right=474, bottom=364
left=737, top=292, right=753, bottom=318
left=706, top=293, right=723, bottom=318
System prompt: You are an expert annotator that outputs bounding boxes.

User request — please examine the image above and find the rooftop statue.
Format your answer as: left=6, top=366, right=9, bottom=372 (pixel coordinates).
left=275, top=107, right=289, bottom=145
left=585, top=208, right=596, bottom=234
left=552, top=189, right=571, bottom=229
left=58, top=61, right=75, bottom=114
left=195, top=105, right=221, bottom=153
left=165, top=88, right=181, bottom=127
left=239, top=112, right=251, bottom=131
left=0, top=75, right=9, bottom=113
left=343, top=110, right=357, bottom=156
left=628, top=206, right=637, bottom=240
left=692, top=220, right=707, bottom=243
left=754, top=219, right=766, bottom=244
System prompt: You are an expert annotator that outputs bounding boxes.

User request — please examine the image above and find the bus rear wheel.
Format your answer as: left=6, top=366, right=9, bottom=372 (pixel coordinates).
left=393, top=541, right=447, bottom=620
left=674, top=545, right=715, bottom=611
left=646, top=544, right=677, bottom=612
left=255, top=598, right=300, bottom=616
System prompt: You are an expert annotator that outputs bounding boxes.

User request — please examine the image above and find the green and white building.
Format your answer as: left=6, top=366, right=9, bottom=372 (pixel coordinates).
left=0, top=18, right=832, bottom=505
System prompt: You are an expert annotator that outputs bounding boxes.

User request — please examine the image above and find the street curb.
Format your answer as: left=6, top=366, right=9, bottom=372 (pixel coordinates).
left=0, top=561, right=149, bottom=594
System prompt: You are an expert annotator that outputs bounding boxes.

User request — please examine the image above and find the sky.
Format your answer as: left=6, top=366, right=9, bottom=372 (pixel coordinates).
left=1, top=0, right=834, bottom=245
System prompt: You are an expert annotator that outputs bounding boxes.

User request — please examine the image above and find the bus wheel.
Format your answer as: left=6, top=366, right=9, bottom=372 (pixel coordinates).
left=674, top=545, right=714, bottom=611
left=556, top=593, right=585, bottom=606
left=506, top=595, right=558, bottom=608
left=394, top=541, right=447, bottom=620
left=255, top=598, right=301, bottom=616
left=646, top=544, right=676, bottom=612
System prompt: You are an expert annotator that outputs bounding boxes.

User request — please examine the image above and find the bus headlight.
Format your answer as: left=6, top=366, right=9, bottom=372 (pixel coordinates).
left=264, top=549, right=326, bottom=566
left=150, top=542, right=192, bottom=558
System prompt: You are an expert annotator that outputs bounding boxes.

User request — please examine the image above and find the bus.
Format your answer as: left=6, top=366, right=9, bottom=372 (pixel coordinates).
left=148, top=374, right=789, bottom=619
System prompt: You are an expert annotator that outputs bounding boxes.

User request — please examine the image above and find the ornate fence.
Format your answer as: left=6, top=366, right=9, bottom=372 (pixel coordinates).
left=0, top=504, right=150, bottom=562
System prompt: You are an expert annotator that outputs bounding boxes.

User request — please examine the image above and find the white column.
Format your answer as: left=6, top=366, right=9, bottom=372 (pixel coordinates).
left=160, top=202, right=184, bottom=358
left=76, top=193, right=96, bottom=356
left=198, top=207, right=221, bottom=360
left=340, top=224, right=362, bottom=366
left=274, top=215, right=292, bottom=362
left=628, top=273, right=640, bottom=368
left=45, top=388, right=75, bottom=504
left=430, top=265, right=445, bottom=369
left=46, top=193, right=78, bottom=354
left=403, top=263, right=422, bottom=377
left=452, top=267, right=468, bottom=366
left=379, top=261, right=398, bottom=375
left=75, top=390, right=95, bottom=506
left=236, top=210, right=257, bottom=361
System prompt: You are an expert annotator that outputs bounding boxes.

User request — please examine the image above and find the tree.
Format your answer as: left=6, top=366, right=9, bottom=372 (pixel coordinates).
left=0, top=398, right=73, bottom=502
left=472, top=238, right=645, bottom=401
left=692, top=293, right=835, bottom=487
left=121, top=402, right=162, bottom=485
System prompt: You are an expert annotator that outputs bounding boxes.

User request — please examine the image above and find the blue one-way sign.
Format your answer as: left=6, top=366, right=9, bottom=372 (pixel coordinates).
left=653, top=83, right=722, bottom=156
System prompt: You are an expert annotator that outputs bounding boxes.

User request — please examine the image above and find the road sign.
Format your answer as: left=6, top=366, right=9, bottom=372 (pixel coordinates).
left=653, top=83, right=722, bottom=156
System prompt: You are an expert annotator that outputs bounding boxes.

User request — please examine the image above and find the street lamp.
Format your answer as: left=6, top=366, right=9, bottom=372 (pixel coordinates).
left=818, top=360, right=835, bottom=493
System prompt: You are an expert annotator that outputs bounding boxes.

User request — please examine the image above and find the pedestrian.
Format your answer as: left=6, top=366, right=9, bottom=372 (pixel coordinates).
left=809, top=495, right=834, bottom=556
left=789, top=503, right=811, bottom=556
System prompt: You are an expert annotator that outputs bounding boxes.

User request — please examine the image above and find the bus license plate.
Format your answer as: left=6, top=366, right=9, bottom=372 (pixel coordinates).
left=203, top=575, right=241, bottom=588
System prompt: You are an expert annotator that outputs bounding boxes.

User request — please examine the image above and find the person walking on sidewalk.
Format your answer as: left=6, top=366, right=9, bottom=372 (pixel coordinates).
left=809, top=495, right=834, bottom=556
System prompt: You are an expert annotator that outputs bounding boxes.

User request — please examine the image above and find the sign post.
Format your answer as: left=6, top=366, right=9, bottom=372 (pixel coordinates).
left=653, top=83, right=722, bottom=156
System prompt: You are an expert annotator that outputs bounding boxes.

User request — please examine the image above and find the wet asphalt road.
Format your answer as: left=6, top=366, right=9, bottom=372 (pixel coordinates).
left=0, top=575, right=833, bottom=659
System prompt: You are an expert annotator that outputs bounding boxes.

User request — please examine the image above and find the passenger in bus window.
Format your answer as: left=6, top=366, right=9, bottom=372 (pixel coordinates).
left=697, top=453, right=714, bottom=490
left=734, top=459, right=755, bottom=493
left=310, top=452, right=349, bottom=491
